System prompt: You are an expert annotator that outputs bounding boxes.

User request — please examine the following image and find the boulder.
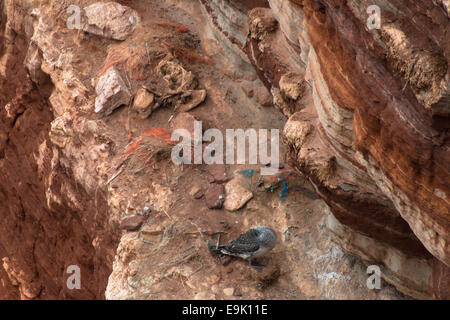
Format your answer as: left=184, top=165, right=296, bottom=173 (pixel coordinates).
left=120, top=214, right=145, bottom=231
left=279, top=72, right=306, bottom=101
left=205, top=184, right=225, bottom=209
left=82, top=2, right=139, bottom=41
left=248, top=8, right=278, bottom=41
left=224, top=178, right=253, bottom=211
left=255, top=86, right=272, bottom=107
left=206, top=164, right=228, bottom=183
left=133, top=87, right=155, bottom=119
left=283, top=112, right=313, bottom=151
left=95, top=67, right=131, bottom=115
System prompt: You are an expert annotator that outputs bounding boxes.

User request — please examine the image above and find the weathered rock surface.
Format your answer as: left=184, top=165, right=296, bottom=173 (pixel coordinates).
left=205, top=184, right=226, bottom=209
left=132, top=87, right=155, bottom=119
left=120, top=214, right=145, bottom=231
left=248, top=7, right=278, bottom=52
left=206, top=164, right=228, bottom=183
left=224, top=177, right=253, bottom=211
left=95, top=67, right=131, bottom=115
left=0, top=0, right=119, bottom=299
left=279, top=72, right=306, bottom=101
left=201, top=0, right=449, bottom=299
left=82, top=2, right=139, bottom=41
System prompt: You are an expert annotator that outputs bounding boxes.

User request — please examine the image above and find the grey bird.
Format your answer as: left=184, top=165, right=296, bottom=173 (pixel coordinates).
left=207, top=226, right=276, bottom=267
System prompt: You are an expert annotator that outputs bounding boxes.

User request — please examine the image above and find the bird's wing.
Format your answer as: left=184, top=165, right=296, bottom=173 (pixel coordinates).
left=225, top=229, right=260, bottom=254
left=226, top=241, right=259, bottom=254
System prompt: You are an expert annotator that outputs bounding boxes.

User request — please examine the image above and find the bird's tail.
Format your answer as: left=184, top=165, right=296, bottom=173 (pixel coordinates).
left=206, top=240, right=226, bottom=255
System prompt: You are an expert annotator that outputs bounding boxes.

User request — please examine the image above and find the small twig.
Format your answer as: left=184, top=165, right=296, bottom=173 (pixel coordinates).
left=216, top=233, right=221, bottom=249
left=168, top=252, right=197, bottom=268
left=113, top=156, right=129, bottom=170
left=127, top=96, right=134, bottom=141
left=138, top=231, right=155, bottom=245
left=184, top=230, right=227, bottom=236
left=124, top=73, right=132, bottom=92
left=162, top=209, right=174, bottom=221
left=105, top=166, right=124, bottom=185
left=141, top=229, right=163, bottom=236
left=170, top=197, right=183, bottom=209
left=145, top=42, right=151, bottom=65
left=189, top=260, right=204, bottom=277
left=129, top=167, right=145, bottom=174
left=294, top=167, right=304, bottom=177
left=184, top=232, right=202, bottom=236
left=188, top=221, right=207, bottom=240
left=183, top=245, right=195, bottom=253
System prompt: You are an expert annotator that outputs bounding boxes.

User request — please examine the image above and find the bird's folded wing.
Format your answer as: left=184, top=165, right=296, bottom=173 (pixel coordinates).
left=228, top=238, right=260, bottom=254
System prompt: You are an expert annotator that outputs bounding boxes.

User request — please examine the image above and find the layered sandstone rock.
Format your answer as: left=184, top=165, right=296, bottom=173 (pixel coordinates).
left=0, top=0, right=448, bottom=300
left=198, top=0, right=449, bottom=298
left=248, top=0, right=448, bottom=298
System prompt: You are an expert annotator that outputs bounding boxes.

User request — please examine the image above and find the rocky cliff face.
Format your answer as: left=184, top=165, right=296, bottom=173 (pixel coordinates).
left=0, top=0, right=448, bottom=299
left=238, top=0, right=450, bottom=298
left=0, top=0, right=119, bottom=299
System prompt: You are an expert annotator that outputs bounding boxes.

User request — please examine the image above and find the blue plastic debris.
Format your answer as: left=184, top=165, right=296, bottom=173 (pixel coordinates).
left=265, top=184, right=276, bottom=192
left=280, top=173, right=288, bottom=200
left=239, top=169, right=255, bottom=178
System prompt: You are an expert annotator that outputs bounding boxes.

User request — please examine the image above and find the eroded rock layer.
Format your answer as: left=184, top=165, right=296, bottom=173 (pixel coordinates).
left=199, top=0, right=449, bottom=298
left=0, top=0, right=119, bottom=299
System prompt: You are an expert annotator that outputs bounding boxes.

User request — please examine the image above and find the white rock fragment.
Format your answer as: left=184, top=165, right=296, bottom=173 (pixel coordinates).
left=94, top=67, right=131, bottom=115
left=223, top=288, right=234, bottom=296
left=82, top=2, right=139, bottom=41
left=224, top=178, right=253, bottom=211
